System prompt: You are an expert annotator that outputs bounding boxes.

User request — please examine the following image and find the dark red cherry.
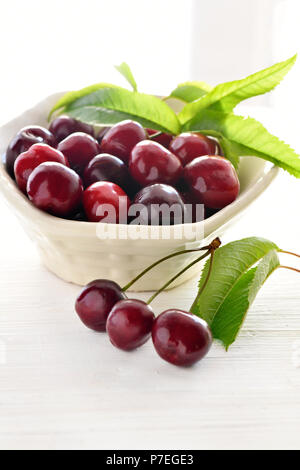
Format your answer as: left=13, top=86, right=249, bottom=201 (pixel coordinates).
left=169, top=132, right=216, bottom=166
left=75, top=280, right=126, bottom=332
left=96, top=127, right=110, bottom=145
left=83, top=181, right=130, bottom=223
left=180, top=191, right=205, bottom=223
left=58, top=132, right=100, bottom=175
left=14, top=143, right=68, bottom=193
left=147, top=129, right=173, bottom=148
left=132, top=184, right=186, bottom=225
left=49, top=115, right=94, bottom=142
left=184, top=156, right=240, bottom=209
left=106, top=299, right=155, bottom=351
left=27, top=162, right=83, bottom=217
left=204, top=136, right=223, bottom=156
left=83, top=153, right=136, bottom=195
left=5, top=126, right=56, bottom=177
left=129, top=141, right=183, bottom=187
left=152, top=309, right=212, bottom=366
left=100, top=120, right=147, bottom=163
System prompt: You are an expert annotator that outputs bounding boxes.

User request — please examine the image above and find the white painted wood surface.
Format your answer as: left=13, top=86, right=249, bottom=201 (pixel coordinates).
left=0, top=108, right=299, bottom=450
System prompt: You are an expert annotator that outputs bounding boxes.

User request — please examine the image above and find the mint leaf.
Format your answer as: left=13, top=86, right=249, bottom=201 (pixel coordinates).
left=115, top=62, right=138, bottom=92
left=48, top=83, right=120, bottom=119
left=184, top=110, right=300, bottom=177
left=179, top=55, right=297, bottom=123
left=191, top=238, right=280, bottom=349
left=169, top=81, right=212, bottom=103
left=62, top=88, right=180, bottom=134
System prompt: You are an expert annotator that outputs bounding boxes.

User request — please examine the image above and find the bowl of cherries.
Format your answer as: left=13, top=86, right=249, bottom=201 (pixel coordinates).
left=0, top=92, right=278, bottom=290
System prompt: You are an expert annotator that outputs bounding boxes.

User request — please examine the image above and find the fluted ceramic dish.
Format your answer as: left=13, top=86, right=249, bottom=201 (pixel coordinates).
left=0, top=93, right=279, bottom=291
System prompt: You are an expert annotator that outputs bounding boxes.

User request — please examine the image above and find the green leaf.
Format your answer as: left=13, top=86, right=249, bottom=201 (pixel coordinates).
left=115, top=62, right=138, bottom=92
left=191, top=237, right=279, bottom=348
left=48, top=83, right=121, bottom=120
left=211, top=250, right=280, bottom=349
left=179, top=55, right=297, bottom=123
left=184, top=110, right=300, bottom=177
left=65, top=106, right=172, bottom=132
left=168, top=81, right=212, bottom=103
left=63, top=88, right=180, bottom=134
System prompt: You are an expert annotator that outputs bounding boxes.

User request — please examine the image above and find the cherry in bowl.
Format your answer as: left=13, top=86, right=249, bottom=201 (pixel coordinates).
left=49, top=115, right=94, bottom=143
left=184, top=156, right=240, bottom=209
left=58, top=132, right=100, bottom=175
left=27, top=162, right=83, bottom=217
left=152, top=309, right=213, bottom=366
left=83, top=181, right=130, bottom=223
left=75, top=280, right=126, bottom=332
left=83, top=153, right=137, bottom=196
left=107, top=299, right=155, bottom=351
left=5, top=126, right=56, bottom=177
left=129, top=141, right=183, bottom=187
left=100, top=120, right=147, bottom=164
left=169, top=132, right=217, bottom=167
left=147, top=129, right=173, bottom=148
left=132, top=183, right=186, bottom=225
left=14, top=143, right=68, bottom=193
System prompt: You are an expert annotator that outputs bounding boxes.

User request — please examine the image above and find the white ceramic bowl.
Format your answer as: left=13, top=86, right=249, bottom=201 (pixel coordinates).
left=0, top=93, right=279, bottom=291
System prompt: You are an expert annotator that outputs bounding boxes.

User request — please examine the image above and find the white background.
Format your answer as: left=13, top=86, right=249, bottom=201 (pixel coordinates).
left=0, top=0, right=300, bottom=120
left=0, top=0, right=299, bottom=451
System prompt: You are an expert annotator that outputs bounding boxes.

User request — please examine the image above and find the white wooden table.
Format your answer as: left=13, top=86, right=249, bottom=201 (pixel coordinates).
left=0, top=107, right=299, bottom=450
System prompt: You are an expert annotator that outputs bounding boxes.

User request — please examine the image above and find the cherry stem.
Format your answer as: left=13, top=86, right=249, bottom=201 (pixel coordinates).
left=121, top=239, right=221, bottom=292
left=190, top=250, right=215, bottom=313
left=146, top=250, right=211, bottom=305
left=148, top=131, right=163, bottom=140
left=279, top=265, right=300, bottom=274
left=279, top=249, right=300, bottom=259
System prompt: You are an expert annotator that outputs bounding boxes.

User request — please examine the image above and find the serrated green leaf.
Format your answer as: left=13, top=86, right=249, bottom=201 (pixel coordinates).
left=115, top=62, right=138, bottom=91
left=63, top=87, right=180, bottom=134
left=169, top=81, right=212, bottom=103
left=190, top=237, right=279, bottom=347
left=48, top=83, right=121, bottom=120
left=184, top=110, right=300, bottom=177
left=211, top=250, right=280, bottom=349
left=65, top=106, right=171, bottom=132
left=179, top=55, right=297, bottom=123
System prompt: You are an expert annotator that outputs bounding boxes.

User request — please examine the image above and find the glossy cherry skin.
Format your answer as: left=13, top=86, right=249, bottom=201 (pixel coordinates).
left=58, top=132, right=100, bottom=175
left=147, top=129, right=173, bottom=148
left=14, top=143, right=69, bottom=193
left=75, top=279, right=126, bottom=332
left=27, top=162, right=83, bottom=217
left=83, top=153, right=135, bottom=195
left=204, top=136, right=223, bottom=156
left=49, top=115, right=94, bottom=142
left=180, top=190, right=205, bottom=223
left=107, top=299, right=155, bottom=351
left=5, top=126, right=56, bottom=177
left=83, top=181, right=130, bottom=223
left=152, top=309, right=213, bottom=367
left=100, top=120, right=147, bottom=163
left=184, top=156, right=240, bottom=209
left=132, top=184, right=186, bottom=225
left=129, top=141, right=183, bottom=187
left=96, top=127, right=110, bottom=145
left=169, top=132, right=216, bottom=166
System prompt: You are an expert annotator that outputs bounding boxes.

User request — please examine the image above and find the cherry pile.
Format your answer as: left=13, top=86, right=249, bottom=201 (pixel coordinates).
left=75, top=279, right=213, bottom=367
left=5, top=116, right=240, bottom=224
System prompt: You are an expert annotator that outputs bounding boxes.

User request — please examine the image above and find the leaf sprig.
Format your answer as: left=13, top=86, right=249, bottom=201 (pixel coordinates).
left=49, top=57, right=300, bottom=177
left=190, top=238, right=280, bottom=349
